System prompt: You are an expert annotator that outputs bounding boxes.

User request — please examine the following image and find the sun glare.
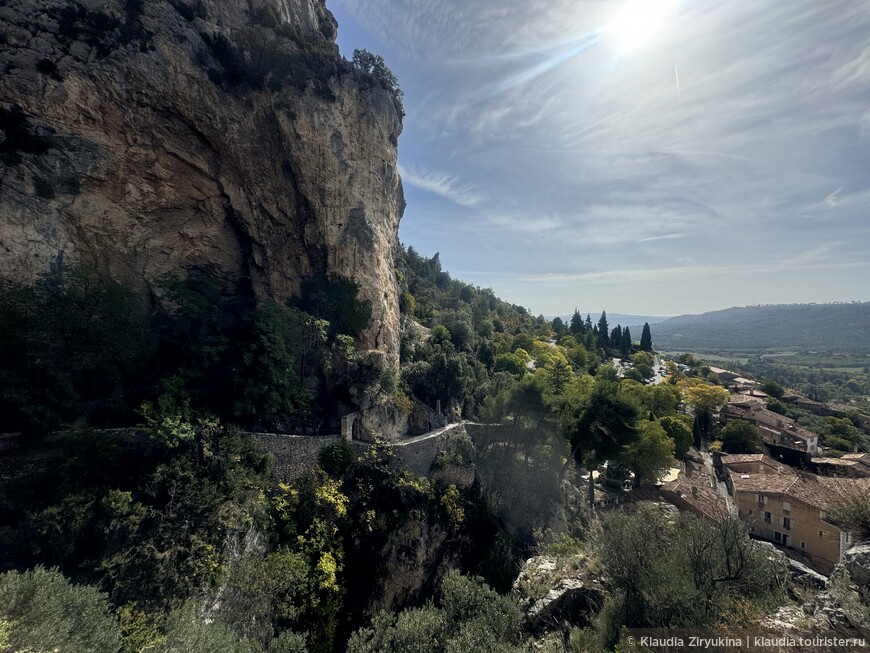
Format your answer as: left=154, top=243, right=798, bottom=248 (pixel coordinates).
left=606, top=0, right=679, bottom=55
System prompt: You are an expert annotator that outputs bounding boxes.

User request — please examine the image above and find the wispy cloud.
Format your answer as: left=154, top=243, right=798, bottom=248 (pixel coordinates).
left=398, top=164, right=484, bottom=207
left=333, top=0, right=870, bottom=314
left=635, top=233, right=684, bottom=243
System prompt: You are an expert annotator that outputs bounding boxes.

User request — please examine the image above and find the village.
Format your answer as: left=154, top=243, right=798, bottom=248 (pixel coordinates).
left=597, top=363, right=870, bottom=576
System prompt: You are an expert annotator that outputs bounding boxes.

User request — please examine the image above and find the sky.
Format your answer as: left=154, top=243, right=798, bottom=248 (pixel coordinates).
left=329, top=0, right=870, bottom=317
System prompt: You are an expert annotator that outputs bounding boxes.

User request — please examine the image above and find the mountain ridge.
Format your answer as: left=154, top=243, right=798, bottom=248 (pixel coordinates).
left=631, top=301, right=870, bottom=352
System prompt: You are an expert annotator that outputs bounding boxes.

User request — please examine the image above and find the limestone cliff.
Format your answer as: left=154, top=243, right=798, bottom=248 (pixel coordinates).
left=0, top=0, right=404, bottom=365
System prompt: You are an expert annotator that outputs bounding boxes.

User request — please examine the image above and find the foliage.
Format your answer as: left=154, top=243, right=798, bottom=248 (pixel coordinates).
left=346, top=570, right=523, bottom=653
left=295, top=275, right=372, bottom=340
left=560, top=379, right=641, bottom=470
left=154, top=602, right=257, bottom=653
left=621, top=420, right=675, bottom=486
left=659, top=415, right=694, bottom=458
left=317, top=440, right=356, bottom=478
left=0, top=265, right=152, bottom=433
left=640, top=322, right=653, bottom=352
left=0, top=566, right=122, bottom=653
left=592, top=506, right=788, bottom=647
left=830, top=484, right=870, bottom=540
left=351, top=49, right=404, bottom=116
left=720, top=420, right=763, bottom=454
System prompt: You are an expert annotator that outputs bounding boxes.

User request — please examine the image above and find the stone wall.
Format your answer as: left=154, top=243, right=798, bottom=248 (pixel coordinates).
left=250, top=433, right=341, bottom=482
left=390, top=424, right=464, bottom=477
left=251, top=422, right=476, bottom=482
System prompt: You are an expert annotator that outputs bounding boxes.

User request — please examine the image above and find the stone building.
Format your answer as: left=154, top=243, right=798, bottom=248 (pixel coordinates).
left=721, top=454, right=867, bottom=573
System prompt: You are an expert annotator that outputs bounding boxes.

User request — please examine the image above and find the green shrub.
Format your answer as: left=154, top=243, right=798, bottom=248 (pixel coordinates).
left=318, top=440, right=356, bottom=477
left=0, top=566, right=122, bottom=653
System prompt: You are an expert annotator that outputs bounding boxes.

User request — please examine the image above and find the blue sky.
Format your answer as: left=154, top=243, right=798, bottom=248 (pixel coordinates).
left=329, top=0, right=870, bottom=316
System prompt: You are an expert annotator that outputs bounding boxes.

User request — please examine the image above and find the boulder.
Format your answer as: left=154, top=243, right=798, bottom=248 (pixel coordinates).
left=513, top=555, right=604, bottom=634
left=526, top=577, right=604, bottom=633
left=843, top=542, right=870, bottom=588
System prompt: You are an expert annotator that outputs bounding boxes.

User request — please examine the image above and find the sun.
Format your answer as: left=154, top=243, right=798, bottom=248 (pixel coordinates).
left=606, top=0, right=679, bottom=55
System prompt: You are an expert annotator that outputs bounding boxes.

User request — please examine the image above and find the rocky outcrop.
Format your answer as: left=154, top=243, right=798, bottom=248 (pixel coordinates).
left=513, top=555, right=604, bottom=634
left=762, top=545, right=870, bottom=636
left=843, top=542, right=870, bottom=589
left=754, top=541, right=828, bottom=589
left=364, top=519, right=457, bottom=617
left=0, top=0, right=404, bottom=368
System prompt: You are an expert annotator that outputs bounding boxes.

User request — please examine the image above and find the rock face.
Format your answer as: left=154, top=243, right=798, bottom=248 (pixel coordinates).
left=843, top=542, right=870, bottom=589
left=762, top=544, right=870, bottom=636
left=513, top=555, right=604, bottom=634
left=0, top=0, right=404, bottom=367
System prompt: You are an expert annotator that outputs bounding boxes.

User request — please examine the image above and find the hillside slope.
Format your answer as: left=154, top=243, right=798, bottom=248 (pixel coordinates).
left=638, top=303, right=870, bottom=352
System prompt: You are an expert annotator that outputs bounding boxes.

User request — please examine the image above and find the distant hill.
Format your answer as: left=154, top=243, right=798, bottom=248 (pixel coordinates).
left=635, top=303, right=870, bottom=352
left=554, top=313, right=672, bottom=326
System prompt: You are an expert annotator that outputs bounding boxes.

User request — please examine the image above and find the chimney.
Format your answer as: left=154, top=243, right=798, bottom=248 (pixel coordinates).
left=692, top=486, right=698, bottom=498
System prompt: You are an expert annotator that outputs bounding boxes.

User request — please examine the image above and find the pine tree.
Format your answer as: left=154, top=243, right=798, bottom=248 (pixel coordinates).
left=552, top=316, right=567, bottom=337
left=569, top=309, right=583, bottom=335
left=597, top=311, right=609, bottom=348
left=640, top=322, right=653, bottom=352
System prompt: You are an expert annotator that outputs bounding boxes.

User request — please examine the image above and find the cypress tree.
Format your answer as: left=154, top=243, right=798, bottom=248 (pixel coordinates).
left=610, top=325, right=622, bottom=349
left=640, top=322, right=653, bottom=352
left=597, top=311, right=609, bottom=348
left=620, top=326, right=632, bottom=357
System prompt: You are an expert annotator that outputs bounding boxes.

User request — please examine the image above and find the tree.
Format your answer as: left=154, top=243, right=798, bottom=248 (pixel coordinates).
left=620, top=326, right=632, bottom=357
left=569, top=310, right=583, bottom=335
left=679, top=380, right=729, bottom=436
left=640, top=322, right=653, bottom=352
left=822, top=417, right=865, bottom=451
left=659, top=415, right=694, bottom=458
left=631, top=351, right=655, bottom=381
left=560, top=380, right=641, bottom=504
left=585, top=314, right=593, bottom=332
left=351, top=49, right=404, bottom=116
left=0, top=567, right=122, bottom=653
left=720, top=420, right=763, bottom=454
left=760, top=380, right=785, bottom=399
left=597, top=311, right=610, bottom=348
left=547, top=359, right=572, bottom=396
left=599, top=506, right=787, bottom=640
left=622, top=421, right=675, bottom=486
left=610, top=325, right=622, bottom=350
left=552, top=316, right=567, bottom=337
left=347, top=571, right=523, bottom=653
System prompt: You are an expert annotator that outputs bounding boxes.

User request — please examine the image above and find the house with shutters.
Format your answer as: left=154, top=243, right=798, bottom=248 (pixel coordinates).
left=721, top=454, right=868, bottom=573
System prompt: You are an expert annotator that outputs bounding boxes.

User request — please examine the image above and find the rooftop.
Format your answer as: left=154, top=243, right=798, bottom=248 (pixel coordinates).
left=731, top=470, right=870, bottom=513
left=661, top=476, right=728, bottom=522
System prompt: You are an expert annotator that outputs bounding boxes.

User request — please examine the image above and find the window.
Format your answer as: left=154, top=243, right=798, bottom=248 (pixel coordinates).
left=800, top=541, right=806, bottom=550
left=819, top=531, right=824, bottom=538
left=764, top=512, right=771, bottom=523
left=774, top=532, right=782, bottom=543
left=782, top=501, right=791, bottom=511
left=783, top=517, right=791, bottom=530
